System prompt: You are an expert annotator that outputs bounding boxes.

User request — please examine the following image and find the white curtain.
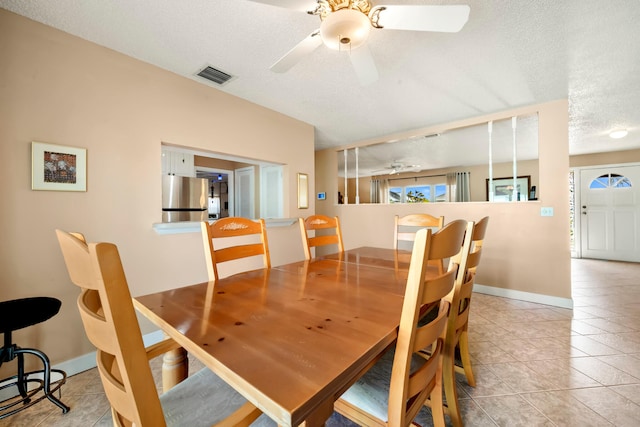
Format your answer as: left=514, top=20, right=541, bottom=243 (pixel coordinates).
left=447, top=172, right=471, bottom=202
left=370, top=179, right=390, bottom=203
left=370, top=179, right=381, bottom=203
left=381, top=179, right=390, bottom=203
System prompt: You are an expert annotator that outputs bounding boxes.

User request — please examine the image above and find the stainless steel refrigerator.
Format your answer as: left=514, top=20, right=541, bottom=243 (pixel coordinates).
left=162, top=176, right=208, bottom=222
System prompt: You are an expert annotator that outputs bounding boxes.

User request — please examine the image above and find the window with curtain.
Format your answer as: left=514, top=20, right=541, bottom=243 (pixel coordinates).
left=388, top=179, right=447, bottom=203
left=447, top=172, right=471, bottom=202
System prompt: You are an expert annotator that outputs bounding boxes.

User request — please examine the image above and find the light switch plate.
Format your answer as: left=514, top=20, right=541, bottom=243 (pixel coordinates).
left=541, top=207, right=554, bottom=217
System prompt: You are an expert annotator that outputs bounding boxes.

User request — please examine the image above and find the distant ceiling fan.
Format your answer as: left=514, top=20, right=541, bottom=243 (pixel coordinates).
left=373, top=161, right=422, bottom=175
left=249, top=1, right=470, bottom=85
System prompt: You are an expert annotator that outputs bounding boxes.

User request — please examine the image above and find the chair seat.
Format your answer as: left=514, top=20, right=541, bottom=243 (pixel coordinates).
left=160, top=368, right=254, bottom=427
left=162, top=367, right=279, bottom=427
left=339, top=349, right=427, bottom=423
left=0, top=298, right=61, bottom=334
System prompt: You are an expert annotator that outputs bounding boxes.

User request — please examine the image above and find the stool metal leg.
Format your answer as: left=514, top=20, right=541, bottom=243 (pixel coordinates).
left=0, top=346, right=70, bottom=419
left=18, top=348, right=70, bottom=413
left=16, top=352, right=30, bottom=403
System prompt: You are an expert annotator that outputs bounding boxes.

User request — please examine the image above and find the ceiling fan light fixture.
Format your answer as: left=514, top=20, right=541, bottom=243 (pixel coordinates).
left=320, top=9, right=371, bottom=50
left=609, top=129, right=628, bottom=139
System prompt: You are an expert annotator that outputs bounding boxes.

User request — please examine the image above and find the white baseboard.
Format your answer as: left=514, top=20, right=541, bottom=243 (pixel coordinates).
left=52, top=330, right=167, bottom=378
left=473, top=283, right=574, bottom=309
left=54, top=352, right=97, bottom=377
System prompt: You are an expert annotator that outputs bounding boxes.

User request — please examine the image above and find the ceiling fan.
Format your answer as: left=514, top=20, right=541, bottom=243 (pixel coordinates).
left=373, top=161, right=422, bottom=175
left=249, top=1, right=470, bottom=85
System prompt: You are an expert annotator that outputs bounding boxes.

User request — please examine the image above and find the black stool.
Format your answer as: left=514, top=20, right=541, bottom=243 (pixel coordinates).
left=0, top=297, right=70, bottom=419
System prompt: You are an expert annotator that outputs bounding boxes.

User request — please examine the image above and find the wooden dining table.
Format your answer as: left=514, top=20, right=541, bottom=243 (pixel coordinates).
left=133, top=247, right=411, bottom=427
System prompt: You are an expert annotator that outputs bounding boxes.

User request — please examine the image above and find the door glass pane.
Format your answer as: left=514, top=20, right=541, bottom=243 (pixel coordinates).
left=590, top=174, right=633, bottom=189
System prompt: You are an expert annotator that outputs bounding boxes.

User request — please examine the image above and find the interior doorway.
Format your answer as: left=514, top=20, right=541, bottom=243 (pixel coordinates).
left=196, top=167, right=233, bottom=219
left=578, top=165, right=640, bottom=262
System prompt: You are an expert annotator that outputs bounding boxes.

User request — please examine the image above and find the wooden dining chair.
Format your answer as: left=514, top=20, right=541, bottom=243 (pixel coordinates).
left=394, top=214, right=445, bottom=273
left=201, top=217, right=271, bottom=281
left=334, top=219, right=468, bottom=427
left=299, top=214, right=344, bottom=260
left=435, top=217, right=489, bottom=427
left=394, top=214, right=445, bottom=249
left=55, top=230, right=262, bottom=427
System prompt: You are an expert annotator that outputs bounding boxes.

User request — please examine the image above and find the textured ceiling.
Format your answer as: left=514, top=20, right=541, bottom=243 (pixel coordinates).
left=2, top=0, right=639, bottom=175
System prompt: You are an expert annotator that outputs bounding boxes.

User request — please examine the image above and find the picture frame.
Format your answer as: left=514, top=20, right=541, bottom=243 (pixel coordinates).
left=297, top=173, right=309, bottom=209
left=32, top=141, right=87, bottom=191
left=486, top=175, right=530, bottom=201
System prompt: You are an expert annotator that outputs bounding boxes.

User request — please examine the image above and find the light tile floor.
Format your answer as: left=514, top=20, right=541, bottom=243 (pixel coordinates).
left=2, top=258, right=639, bottom=426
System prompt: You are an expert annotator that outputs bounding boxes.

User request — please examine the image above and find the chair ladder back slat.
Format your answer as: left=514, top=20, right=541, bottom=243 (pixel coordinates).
left=308, top=235, right=340, bottom=248
left=55, top=230, right=99, bottom=290
left=77, top=293, right=120, bottom=355
left=210, top=218, right=264, bottom=237
left=406, top=340, right=442, bottom=398
left=96, top=350, right=140, bottom=424
left=395, top=231, right=418, bottom=243
left=413, top=306, right=449, bottom=352
left=201, top=218, right=271, bottom=281
left=214, top=244, right=268, bottom=264
left=428, top=222, right=470, bottom=264
left=420, top=269, right=458, bottom=306
left=452, top=276, right=475, bottom=331
left=466, top=250, right=482, bottom=271
left=394, top=214, right=445, bottom=250
left=299, top=215, right=344, bottom=260
left=466, top=216, right=489, bottom=276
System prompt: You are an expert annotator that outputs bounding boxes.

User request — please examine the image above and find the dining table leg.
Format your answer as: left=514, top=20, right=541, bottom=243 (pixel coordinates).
left=300, top=397, right=334, bottom=427
left=162, top=347, right=188, bottom=392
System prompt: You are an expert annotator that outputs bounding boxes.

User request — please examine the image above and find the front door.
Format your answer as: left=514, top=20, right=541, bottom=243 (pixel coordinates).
left=580, top=165, right=640, bottom=261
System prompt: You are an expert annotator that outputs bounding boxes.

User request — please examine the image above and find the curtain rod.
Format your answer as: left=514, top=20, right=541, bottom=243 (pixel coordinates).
left=385, top=173, right=447, bottom=182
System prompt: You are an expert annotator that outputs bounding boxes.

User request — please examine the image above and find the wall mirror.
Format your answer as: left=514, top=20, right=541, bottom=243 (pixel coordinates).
left=337, top=113, right=539, bottom=204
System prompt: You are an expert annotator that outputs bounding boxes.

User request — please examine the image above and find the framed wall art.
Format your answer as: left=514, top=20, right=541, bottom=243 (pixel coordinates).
left=32, top=141, right=87, bottom=191
left=297, top=173, right=309, bottom=209
left=486, top=175, right=530, bottom=202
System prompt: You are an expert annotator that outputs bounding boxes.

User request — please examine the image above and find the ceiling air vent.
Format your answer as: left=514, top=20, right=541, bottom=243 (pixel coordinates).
left=196, top=66, right=234, bottom=85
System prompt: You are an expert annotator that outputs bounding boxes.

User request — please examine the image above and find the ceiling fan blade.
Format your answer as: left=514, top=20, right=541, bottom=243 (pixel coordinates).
left=245, top=0, right=318, bottom=12
left=349, top=45, right=379, bottom=86
left=270, top=30, right=322, bottom=73
left=371, top=5, right=470, bottom=33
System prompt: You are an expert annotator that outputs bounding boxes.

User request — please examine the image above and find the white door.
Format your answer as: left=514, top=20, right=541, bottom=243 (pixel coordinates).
left=580, top=165, right=640, bottom=261
left=260, top=165, right=283, bottom=218
left=235, top=167, right=255, bottom=219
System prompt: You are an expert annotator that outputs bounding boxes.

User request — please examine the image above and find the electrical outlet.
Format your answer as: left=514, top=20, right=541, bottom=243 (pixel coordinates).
left=541, top=207, right=554, bottom=217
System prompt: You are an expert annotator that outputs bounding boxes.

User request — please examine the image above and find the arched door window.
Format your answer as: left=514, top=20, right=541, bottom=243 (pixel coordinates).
left=589, top=173, right=632, bottom=189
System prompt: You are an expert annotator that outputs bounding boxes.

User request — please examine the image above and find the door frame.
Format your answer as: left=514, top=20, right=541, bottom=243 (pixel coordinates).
left=195, top=166, right=234, bottom=217
left=572, top=161, right=640, bottom=259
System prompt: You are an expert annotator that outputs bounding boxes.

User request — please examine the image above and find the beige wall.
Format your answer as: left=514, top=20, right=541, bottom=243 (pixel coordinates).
left=317, top=100, right=571, bottom=304
left=0, top=10, right=313, bottom=374
left=570, top=148, right=640, bottom=168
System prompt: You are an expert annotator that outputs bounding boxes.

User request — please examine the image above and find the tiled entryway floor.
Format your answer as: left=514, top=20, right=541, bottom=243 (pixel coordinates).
left=2, top=258, right=639, bottom=426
